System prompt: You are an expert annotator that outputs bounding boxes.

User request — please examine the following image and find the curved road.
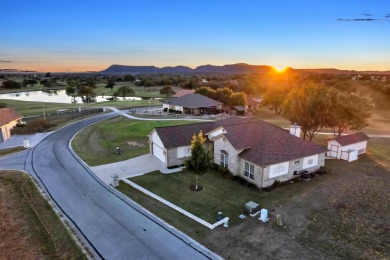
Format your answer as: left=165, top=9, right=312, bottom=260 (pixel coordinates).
left=0, top=111, right=219, bottom=259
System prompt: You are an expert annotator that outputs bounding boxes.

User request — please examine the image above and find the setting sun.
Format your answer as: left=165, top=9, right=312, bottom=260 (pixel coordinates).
left=272, top=66, right=288, bottom=73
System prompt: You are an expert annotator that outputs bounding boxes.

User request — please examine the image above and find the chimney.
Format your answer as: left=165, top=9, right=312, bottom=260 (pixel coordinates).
left=289, top=123, right=301, bottom=138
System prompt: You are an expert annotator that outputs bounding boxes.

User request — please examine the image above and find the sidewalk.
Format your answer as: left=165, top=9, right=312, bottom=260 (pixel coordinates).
left=0, top=132, right=53, bottom=150
left=90, top=154, right=183, bottom=185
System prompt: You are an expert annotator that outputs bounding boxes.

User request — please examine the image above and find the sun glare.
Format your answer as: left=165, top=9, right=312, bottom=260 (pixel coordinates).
left=272, top=66, right=288, bottom=73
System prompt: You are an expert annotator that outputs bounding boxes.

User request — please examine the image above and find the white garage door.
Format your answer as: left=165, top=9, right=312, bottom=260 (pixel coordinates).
left=153, top=143, right=166, bottom=164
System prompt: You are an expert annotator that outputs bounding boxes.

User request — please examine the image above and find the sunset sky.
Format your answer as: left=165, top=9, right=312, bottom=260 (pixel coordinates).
left=1, top=0, right=389, bottom=72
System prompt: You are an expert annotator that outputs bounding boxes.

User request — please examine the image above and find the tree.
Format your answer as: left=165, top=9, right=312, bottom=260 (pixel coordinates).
left=78, top=86, right=96, bottom=103
left=159, top=86, right=175, bottom=98
left=282, top=82, right=331, bottom=142
left=105, top=78, right=116, bottom=91
left=1, top=80, right=22, bottom=89
left=327, top=91, right=374, bottom=137
left=0, top=102, right=7, bottom=108
left=262, top=84, right=290, bottom=114
left=115, top=86, right=135, bottom=100
left=185, top=131, right=213, bottom=191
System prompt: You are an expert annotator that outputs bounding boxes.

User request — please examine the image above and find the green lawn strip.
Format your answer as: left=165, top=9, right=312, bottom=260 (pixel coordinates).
left=0, top=171, right=87, bottom=259
left=127, top=170, right=301, bottom=225
left=116, top=182, right=212, bottom=241
left=0, top=146, right=26, bottom=156
left=72, top=117, right=196, bottom=166
left=0, top=99, right=161, bottom=117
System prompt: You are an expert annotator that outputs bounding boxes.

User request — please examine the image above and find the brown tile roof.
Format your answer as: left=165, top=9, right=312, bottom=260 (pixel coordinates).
left=153, top=117, right=250, bottom=149
left=154, top=117, right=327, bottom=166
left=0, top=108, right=22, bottom=126
left=163, top=94, right=222, bottom=108
left=223, top=120, right=327, bottom=166
left=172, top=89, right=195, bottom=98
left=327, top=132, right=370, bottom=146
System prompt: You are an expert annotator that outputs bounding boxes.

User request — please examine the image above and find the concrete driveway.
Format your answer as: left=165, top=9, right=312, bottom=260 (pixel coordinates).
left=91, top=154, right=182, bottom=185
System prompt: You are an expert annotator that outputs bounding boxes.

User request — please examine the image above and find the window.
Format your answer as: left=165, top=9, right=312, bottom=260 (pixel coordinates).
left=221, top=151, right=228, bottom=168
left=295, top=160, right=300, bottom=164
left=244, top=162, right=255, bottom=180
left=308, top=159, right=313, bottom=165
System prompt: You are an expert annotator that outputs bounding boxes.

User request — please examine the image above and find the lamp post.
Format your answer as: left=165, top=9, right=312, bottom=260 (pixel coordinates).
left=42, top=104, right=46, bottom=119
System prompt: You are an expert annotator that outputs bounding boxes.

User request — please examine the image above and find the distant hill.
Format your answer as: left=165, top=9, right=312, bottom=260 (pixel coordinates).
left=100, top=63, right=273, bottom=74
left=100, top=63, right=390, bottom=75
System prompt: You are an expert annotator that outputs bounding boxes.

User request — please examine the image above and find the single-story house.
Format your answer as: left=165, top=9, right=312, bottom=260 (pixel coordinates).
left=162, top=93, right=223, bottom=115
left=0, top=107, right=23, bottom=142
left=326, top=132, right=369, bottom=162
left=245, top=97, right=262, bottom=111
left=172, top=89, right=195, bottom=98
left=148, top=117, right=327, bottom=188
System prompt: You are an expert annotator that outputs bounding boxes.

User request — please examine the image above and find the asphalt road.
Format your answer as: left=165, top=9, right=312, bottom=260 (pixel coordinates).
left=0, top=112, right=219, bottom=260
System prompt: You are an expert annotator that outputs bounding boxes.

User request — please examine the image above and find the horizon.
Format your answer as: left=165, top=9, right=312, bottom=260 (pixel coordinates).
left=1, top=0, right=389, bottom=72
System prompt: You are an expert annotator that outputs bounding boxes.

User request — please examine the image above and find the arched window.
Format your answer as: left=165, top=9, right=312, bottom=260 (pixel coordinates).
left=221, top=150, right=228, bottom=168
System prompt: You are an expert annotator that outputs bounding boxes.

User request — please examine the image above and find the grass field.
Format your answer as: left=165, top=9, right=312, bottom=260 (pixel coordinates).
left=0, top=99, right=161, bottom=117
left=94, top=83, right=180, bottom=98
left=72, top=116, right=195, bottom=166
left=0, top=171, right=87, bottom=259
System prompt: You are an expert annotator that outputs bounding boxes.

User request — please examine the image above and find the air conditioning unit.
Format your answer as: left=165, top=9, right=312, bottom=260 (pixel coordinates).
left=245, top=201, right=260, bottom=214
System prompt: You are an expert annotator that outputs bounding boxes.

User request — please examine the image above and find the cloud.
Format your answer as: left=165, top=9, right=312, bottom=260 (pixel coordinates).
left=362, top=13, right=373, bottom=16
left=0, top=60, right=12, bottom=63
left=337, top=18, right=379, bottom=22
left=385, top=14, right=390, bottom=18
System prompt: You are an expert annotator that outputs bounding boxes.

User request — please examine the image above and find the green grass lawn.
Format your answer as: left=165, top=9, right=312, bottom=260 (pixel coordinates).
left=0, top=146, right=26, bottom=156
left=72, top=116, right=195, bottom=166
left=0, top=99, right=161, bottom=117
left=94, top=83, right=173, bottom=98
left=124, top=169, right=311, bottom=225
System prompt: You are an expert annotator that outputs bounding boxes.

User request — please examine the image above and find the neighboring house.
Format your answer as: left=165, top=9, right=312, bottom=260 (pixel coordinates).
left=172, top=89, right=195, bottom=98
left=326, top=132, right=369, bottom=162
left=162, top=93, right=223, bottom=115
left=148, top=117, right=327, bottom=188
left=245, top=97, right=262, bottom=112
left=0, top=107, right=23, bottom=142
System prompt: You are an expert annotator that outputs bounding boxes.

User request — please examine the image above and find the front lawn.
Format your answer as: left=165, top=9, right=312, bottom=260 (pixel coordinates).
left=124, top=169, right=306, bottom=225
left=72, top=116, right=195, bottom=166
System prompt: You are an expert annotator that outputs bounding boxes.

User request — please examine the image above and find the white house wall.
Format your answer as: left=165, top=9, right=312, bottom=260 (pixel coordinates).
left=302, top=154, right=319, bottom=170
left=177, top=146, right=191, bottom=158
left=213, top=135, right=243, bottom=175
left=261, top=153, right=326, bottom=188
left=150, top=131, right=164, bottom=148
left=269, top=162, right=290, bottom=178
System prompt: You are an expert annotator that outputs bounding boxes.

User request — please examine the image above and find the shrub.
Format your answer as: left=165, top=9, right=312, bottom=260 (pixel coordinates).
left=12, top=119, right=53, bottom=134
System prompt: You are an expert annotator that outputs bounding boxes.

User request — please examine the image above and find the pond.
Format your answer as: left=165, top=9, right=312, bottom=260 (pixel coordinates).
left=0, top=90, right=157, bottom=104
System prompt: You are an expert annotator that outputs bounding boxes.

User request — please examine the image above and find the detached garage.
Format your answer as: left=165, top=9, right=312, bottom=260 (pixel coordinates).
left=326, top=132, right=369, bottom=162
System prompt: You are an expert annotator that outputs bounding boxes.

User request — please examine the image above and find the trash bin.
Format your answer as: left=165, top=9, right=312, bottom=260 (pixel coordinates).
left=111, top=174, right=119, bottom=187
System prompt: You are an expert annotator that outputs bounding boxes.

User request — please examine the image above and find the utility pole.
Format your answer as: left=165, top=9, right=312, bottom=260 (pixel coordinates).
left=42, top=104, right=46, bottom=119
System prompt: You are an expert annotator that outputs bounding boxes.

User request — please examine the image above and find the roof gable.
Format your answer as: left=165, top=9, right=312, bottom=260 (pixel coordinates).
left=0, top=108, right=22, bottom=126
left=327, top=132, right=369, bottom=146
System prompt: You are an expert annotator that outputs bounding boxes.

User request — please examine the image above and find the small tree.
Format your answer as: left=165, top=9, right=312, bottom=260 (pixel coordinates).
left=115, top=86, right=135, bottom=100
left=185, top=131, right=212, bottom=191
left=160, top=86, right=175, bottom=98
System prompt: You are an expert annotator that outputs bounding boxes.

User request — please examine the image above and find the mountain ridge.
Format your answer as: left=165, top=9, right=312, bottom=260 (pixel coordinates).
left=100, top=63, right=390, bottom=75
